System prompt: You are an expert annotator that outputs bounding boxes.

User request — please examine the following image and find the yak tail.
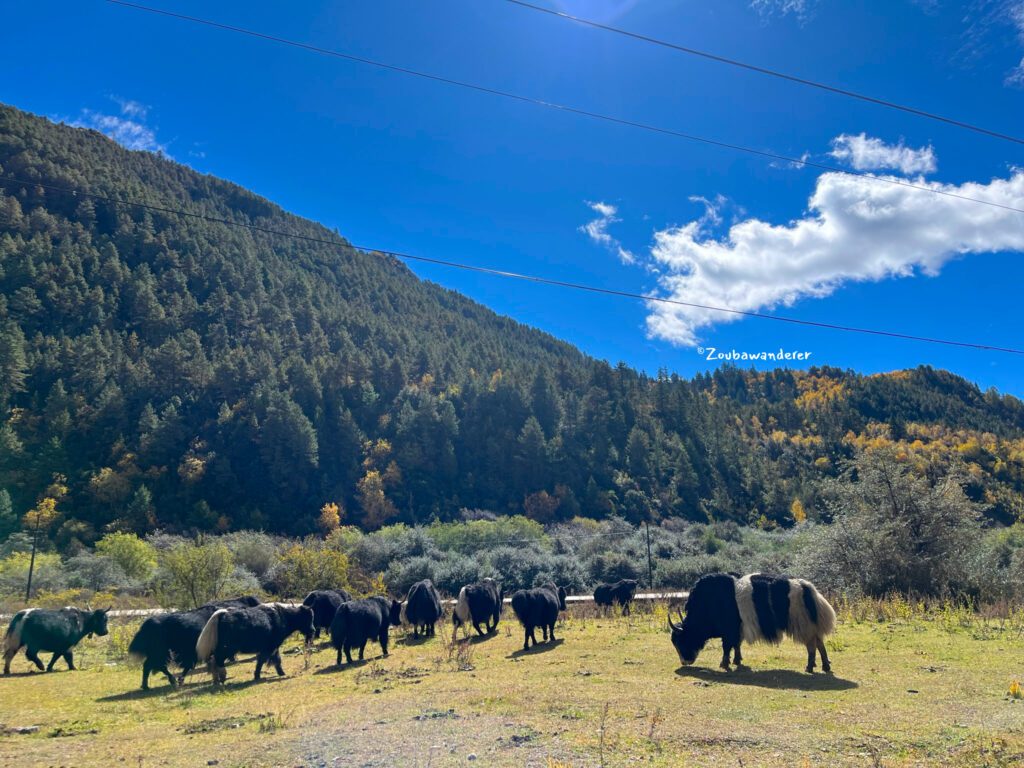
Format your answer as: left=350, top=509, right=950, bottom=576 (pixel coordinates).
left=788, top=580, right=837, bottom=644
left=195, top=609, right=227, bottom=662
left=3, top=609, right=32, bottom=654
left=127, top=618, right=155, bottom=661
left=451, top=587, right=471, bottom=642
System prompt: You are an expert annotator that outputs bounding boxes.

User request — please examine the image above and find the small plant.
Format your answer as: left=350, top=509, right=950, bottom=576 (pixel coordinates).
left=1009, top=680, right=1022, bottom=699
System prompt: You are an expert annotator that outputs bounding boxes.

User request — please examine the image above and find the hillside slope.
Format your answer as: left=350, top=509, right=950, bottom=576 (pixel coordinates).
left=1, top=104, right=1022, bottom=541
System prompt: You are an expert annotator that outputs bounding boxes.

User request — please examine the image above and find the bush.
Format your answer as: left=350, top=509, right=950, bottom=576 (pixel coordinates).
left=222, top=530, right=282, bottom=582
left=63, top=552, right=135, bottom=592
left=586, top=552, right=642, bottom=587
left=0, top=551, right=65, bottom=597
left=153, top=539, right=236, bottom=609
left=384, top=555, right=439, bottom=596
left=95, top=532, right=156, bottom=581
left=432, top=553, right=484, bottom=595
left=271, top=542, right=349, bottom=598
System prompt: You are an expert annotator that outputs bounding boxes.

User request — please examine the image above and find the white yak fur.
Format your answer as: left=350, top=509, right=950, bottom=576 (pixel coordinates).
left=734, top=574, right=835, bottom=646
left=3, top=608, right=35, bottom=654
left=195, top=608, right=227, bottom=662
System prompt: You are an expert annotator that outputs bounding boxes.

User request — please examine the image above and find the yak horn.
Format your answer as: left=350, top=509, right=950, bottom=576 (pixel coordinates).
left=668, top=613, right=682, bottom=632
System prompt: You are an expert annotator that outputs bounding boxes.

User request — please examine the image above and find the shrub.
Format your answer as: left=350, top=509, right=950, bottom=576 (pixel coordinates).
left=432, top=553, right=484, bottom=595
left=0, top=551, right=64, bottom=597
left=222, top=530, right=282, bottom=582
left=63, top=552, right=135, bottom=592
left=153, top=539, right=236, bottom=609
left=384, top=555, right=438, bottom=596
left=272, top=542, right=349, bottom=598
left=95, top=532, right=156, bottom=581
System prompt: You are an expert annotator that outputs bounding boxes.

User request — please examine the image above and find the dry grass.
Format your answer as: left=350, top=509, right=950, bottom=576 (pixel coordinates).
left=0, top=600, right=1022, bottom=766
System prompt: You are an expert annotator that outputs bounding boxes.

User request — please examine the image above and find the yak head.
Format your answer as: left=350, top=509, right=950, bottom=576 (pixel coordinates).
left=292, top=605, right=315, bottom=643
left=668, top=608, right=704, bottom=666
left=86, top=607, right=112, bottom=638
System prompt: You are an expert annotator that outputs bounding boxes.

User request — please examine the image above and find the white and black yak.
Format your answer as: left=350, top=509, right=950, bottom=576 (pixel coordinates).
left=127, top=596, right=261, bottom=690
left=401, top=579, right=442, bottom=638
left=3, top=607, right=110, bottom=675
left=593, top=579, right=639, bottom=615
left=510, top=582, right=567, bottom=651
left=329, top=595, right=402, bottom=666
left=452, top=578, right=503, bottom=640
left=301, top=589, right=353, bottom=639
left=196, top=603, right=314, bottom=683
left=669, top=572, right=836, bottom=673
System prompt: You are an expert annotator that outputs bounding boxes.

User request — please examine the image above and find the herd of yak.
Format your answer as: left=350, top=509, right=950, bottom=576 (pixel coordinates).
left=1, top=573, right=837, bottom=690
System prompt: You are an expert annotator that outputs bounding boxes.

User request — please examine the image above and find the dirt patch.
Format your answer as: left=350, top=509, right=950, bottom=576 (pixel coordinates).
left=180, top=713, right=273, bottom=735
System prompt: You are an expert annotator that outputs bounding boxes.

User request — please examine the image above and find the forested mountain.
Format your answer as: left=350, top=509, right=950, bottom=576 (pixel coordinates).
left=1, top=104, right=1023, bottom=549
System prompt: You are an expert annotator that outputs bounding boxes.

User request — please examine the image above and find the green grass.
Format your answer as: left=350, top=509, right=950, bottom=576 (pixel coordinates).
left=1, top=601, right=1023, bottom=767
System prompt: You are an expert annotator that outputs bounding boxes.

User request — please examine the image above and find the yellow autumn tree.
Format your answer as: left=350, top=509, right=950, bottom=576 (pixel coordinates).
left=790, top=498, right=807, bottom=524
left=357, top=470, right=398, bottom=530
left=318, top=502, right=342, bottom=535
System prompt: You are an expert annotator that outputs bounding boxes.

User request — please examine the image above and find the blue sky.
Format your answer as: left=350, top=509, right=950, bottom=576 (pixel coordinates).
left=3, top=0, right=1024, bottom=392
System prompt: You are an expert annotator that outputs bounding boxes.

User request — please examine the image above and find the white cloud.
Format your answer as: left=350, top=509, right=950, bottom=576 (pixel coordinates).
left=71, top=98, right=167, bottom=155
left=579, top=201, right=636, bottom=264
left=643, top=148, right=1024, bottom=346
left=1008, top=2, right=1024, bottom=85
left=750, top=0, right=816, bottom=20
left=829, top=133, right=936, bottom=175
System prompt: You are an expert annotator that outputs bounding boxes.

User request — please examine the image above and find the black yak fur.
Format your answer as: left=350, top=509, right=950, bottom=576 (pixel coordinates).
left=669, top=573, right=836, bottom=673
left=403, top=580, right=442, bottom=638
left=302, top=589, right=353, bottom=639
left=593, top=579, right=639, bottom=615
left=127, top=596, right=261, bottom=690
left=329, top=596, right=401, bottom=666
left=3, top=607, right=110, bottom=675
left=452, top=578, right=503, bottom=639
left=510, top=583, right=567, bottom=650
left=198, top=603, right=314, bottom=683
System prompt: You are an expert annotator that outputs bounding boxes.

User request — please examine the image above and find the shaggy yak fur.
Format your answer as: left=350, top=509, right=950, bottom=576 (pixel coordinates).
left=3, top=607, right=110, bottom=675
left=401, top=579, right=443, bottom=638
left=301, top=589, right=353, bottom=639
left=593, top=579, right=639, bottom=615
left=329, top=596, right=402, bottom=666
left=127, top=596, right=261, bottom=690
left=452, top=578, right=503, bottom=640
left=669, top=572, right=836, bottom=673
left=196, top=603, right=314, bottom=683
left=510, top=583, right=567, bottom=650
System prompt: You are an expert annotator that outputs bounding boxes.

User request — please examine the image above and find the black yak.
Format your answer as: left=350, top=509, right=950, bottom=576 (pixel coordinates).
left=3, top=607, right=110, bottom=675
left=329, top=595, right=401, bottom=666
left=452, top=578, right=503, bottom=639
left=593, top=579, right=639, bottom=615
left=401, top=579, right=442, bottom=638
left=302, top=589, right=353, bottom=639
left=669, top=572, right=836, bottom=673
left=510, top=583, right=567, bottom=651
left=127, top=596, right=261, bottom=690
left=196, top=602, right=314, bottom=683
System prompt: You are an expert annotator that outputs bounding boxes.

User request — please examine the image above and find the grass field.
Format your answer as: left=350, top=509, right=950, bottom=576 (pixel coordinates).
left=1, top=600, right=1022, bottom=767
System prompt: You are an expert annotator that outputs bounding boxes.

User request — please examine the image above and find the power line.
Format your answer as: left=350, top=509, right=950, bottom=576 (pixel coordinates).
left=103, top=1, right=1024, bottom=219
left=3, top=174, right=1021, bottom=355
left=502, top=0, right=1024, bottom=147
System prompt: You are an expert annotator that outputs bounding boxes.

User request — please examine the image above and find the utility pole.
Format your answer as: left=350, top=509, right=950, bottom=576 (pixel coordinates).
left=645, top=520, right=654, bottom=589
left=25, top=513, right=40, bottom=602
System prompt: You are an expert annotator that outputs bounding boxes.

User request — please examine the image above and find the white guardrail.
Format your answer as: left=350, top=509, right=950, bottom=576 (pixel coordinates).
left=1, top=591, right=689, bottom=621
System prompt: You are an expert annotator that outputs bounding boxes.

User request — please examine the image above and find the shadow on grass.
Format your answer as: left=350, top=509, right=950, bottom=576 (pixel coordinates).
left=399, top=633, right=434, bottom=647
left=97, top=685, right=179, bottom=702
left=312, top=656, right=381, bottom=674
left=507, top=637, right=565, bottom=659
left=674, top=665, right=858, bottom=691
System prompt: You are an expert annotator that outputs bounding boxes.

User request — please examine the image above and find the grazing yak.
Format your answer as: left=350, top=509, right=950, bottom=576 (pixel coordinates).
left=452, top=578, right=503, bottom=639
left=329, top=595, right=401, bottom=666
left=402, top=579, right=442, bottom=638
left=302, top=589, right=353, bottom=639
left=511, top=583, right=567, bottom=651
left=669, top=572, right=836, bottom=673
left=128, top=596, right=261, bottom=690
left=196, top=602, right=314, bottom=683
left=593, top=579, right=639, bottom=615
left=3, top=607, right=110, bottom=675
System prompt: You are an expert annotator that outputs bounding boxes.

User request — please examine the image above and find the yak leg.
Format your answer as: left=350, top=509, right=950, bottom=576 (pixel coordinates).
left=473, top=621, right=486, bottom=637
left=254, top=654, right=266, bottom=681
left=3, top=647, right=17, bottom=675
left=549, top=622, right=557, bottom=643
left=719, top=640, right=732, bottom=670
left=272, top=650, right=285, bottom=677
left=733, top=642, right=743, bottom=666
left=46, top=652, right=63, bottom=672
left=816, top=637, right=832, bottom=673
left=63, top=651, right=75, bottom=671
left=523, top=626, right=531, bottom=650
left=805, top=642, right=817, bottom=673
left=379, top=627, right=390, bottom=657
left=26, top=648, right=45, bottom=671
